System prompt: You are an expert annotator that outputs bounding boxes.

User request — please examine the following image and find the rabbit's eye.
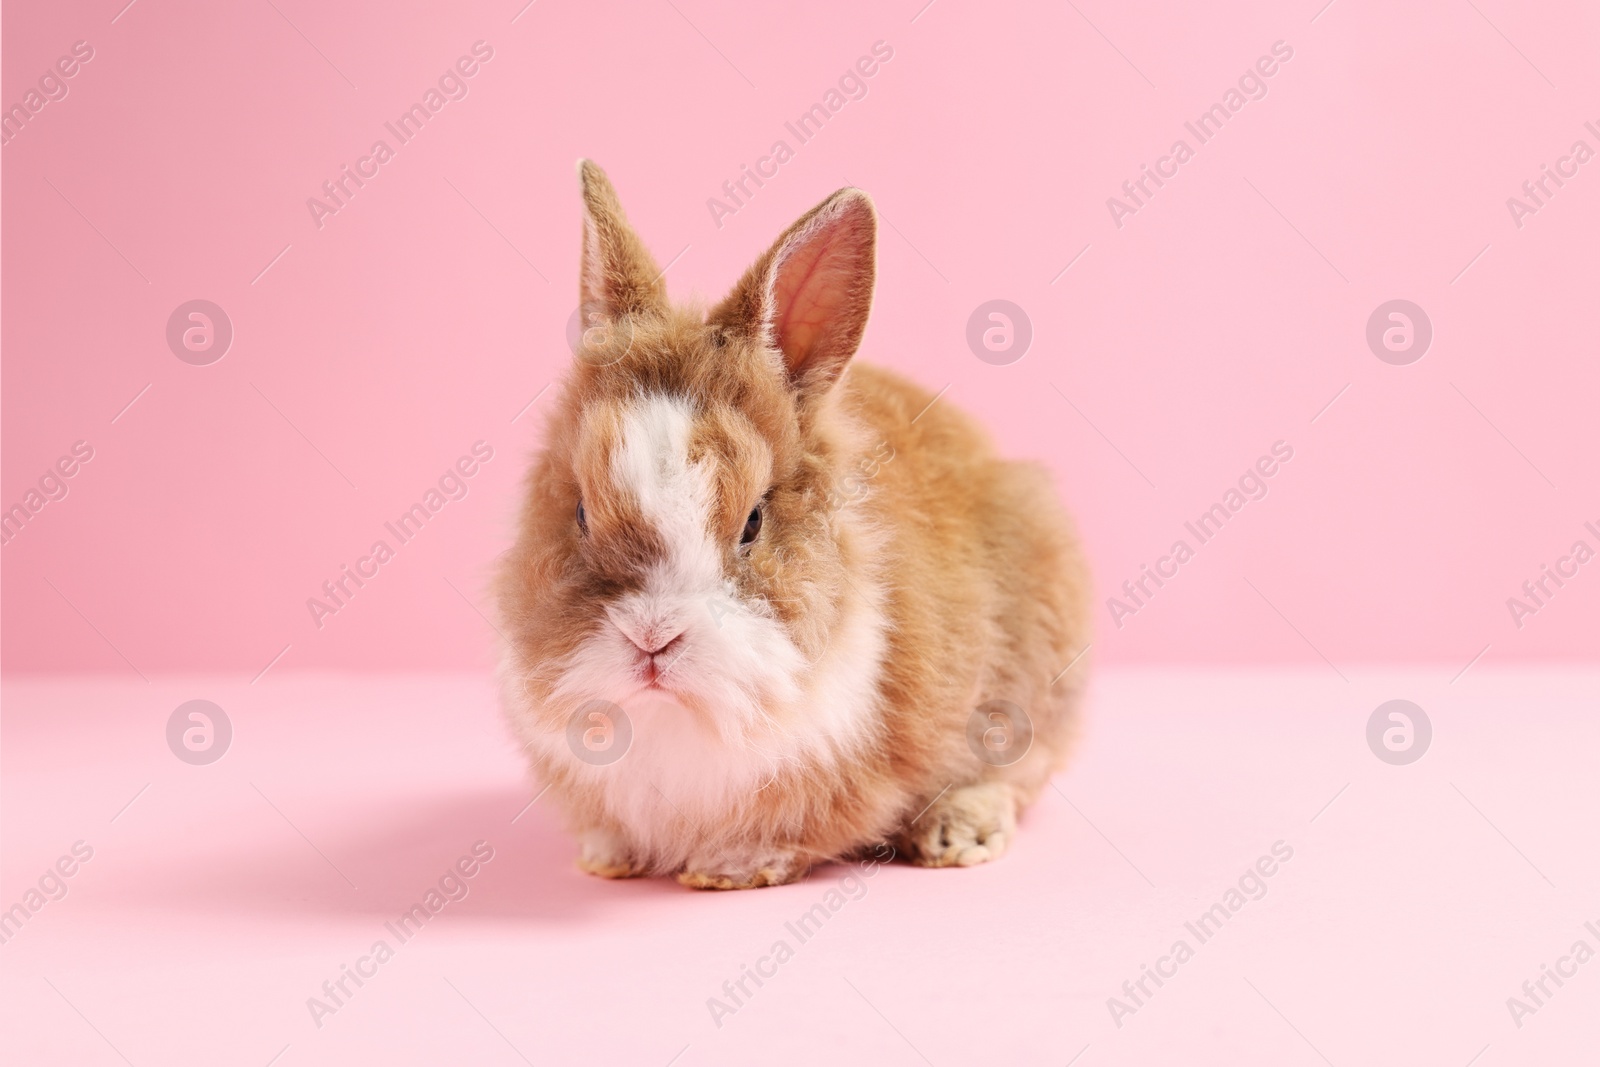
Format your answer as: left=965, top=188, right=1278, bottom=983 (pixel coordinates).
left=740, top=506, right=762, bottom=545
left=576, top=500, right=588, bottom=534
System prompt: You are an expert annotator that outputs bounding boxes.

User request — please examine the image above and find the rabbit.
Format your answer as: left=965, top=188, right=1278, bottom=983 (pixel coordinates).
left=495, top=161, right=1091, bottom=889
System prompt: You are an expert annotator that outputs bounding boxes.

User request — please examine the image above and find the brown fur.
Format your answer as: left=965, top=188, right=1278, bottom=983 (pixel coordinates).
left=495, top=162, right=1091, bottom=888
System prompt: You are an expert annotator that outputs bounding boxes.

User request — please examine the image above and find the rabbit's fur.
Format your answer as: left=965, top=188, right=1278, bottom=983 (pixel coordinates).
left=496, top=162, right=1091, bottom=888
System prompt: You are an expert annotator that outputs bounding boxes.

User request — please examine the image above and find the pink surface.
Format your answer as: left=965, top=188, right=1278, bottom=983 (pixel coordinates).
left=2, top=668, right=1597, bottom=1065
left=3, top=1, right=1598, bottom=675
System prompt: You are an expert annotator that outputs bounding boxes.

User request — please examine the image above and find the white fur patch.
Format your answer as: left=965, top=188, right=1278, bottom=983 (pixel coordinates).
left=511, top=391, right=888, bottom=870
left=608, top=393, right=721, bottom=634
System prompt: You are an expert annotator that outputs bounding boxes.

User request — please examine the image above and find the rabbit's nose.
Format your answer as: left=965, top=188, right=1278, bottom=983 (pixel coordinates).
left=646, top=633, right=684, bottom=657
left=625, top=628, right=684, bottom=657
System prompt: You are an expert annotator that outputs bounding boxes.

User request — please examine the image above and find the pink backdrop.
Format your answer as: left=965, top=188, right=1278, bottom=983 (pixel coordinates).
left=4, top=0, right=1596, bottom=677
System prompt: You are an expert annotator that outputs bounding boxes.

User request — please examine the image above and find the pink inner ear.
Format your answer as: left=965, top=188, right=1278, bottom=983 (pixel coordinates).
left=772, top=234, right=842, bottom=374
left=770, top=209, right=869, bottom=378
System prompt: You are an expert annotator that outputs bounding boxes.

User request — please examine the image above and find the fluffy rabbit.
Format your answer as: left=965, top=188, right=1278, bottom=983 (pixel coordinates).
left=496, top=162, right=1091, bottom=889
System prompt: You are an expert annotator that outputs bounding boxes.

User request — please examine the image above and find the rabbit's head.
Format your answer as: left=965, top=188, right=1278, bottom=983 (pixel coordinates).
left=498, top=162, right=882, bottom=742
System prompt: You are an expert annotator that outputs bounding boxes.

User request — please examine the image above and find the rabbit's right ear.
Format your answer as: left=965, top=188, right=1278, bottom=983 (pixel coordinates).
left=576, top=160, right=666, bottom=324
left=710, top=187, right=876, bottom=398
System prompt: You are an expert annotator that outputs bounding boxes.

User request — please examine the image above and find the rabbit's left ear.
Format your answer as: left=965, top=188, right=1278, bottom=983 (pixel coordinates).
left=711, top=188, right=877, bottom=395
left=576, top=160, right=667, bottom=323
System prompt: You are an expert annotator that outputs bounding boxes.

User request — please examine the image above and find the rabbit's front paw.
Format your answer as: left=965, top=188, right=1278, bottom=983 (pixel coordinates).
left=676, top=849, right=808, bottom=890
left=576, top=828, right=646, bottom=879
left=903, top=781, right=1016, bottom=868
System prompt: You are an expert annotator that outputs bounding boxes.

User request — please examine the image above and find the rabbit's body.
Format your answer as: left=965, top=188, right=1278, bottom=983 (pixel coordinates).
left=496, top=163, right=1090, bottom=888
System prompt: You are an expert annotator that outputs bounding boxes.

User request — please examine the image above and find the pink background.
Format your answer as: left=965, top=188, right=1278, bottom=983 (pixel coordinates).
left=4, top=4, right=1598, bottom=1065
left=4, top=669, right=1597, bottom=1066
left=5, top=0, right=1596, bottom=678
